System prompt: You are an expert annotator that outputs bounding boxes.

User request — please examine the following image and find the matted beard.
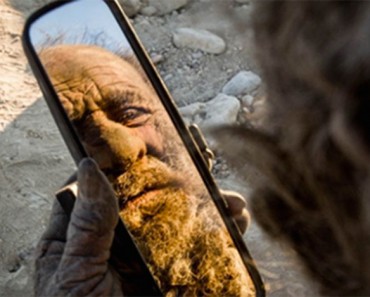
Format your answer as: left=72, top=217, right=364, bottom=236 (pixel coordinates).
left=111, top=156, right=255, bottom=296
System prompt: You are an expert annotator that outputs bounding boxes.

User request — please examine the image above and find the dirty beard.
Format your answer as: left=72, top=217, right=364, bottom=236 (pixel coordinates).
left=112, top=156, right=255, bottom=296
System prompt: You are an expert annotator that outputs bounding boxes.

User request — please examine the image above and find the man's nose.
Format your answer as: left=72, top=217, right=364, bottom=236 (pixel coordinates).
left=85, top=113, right=147, bottom=172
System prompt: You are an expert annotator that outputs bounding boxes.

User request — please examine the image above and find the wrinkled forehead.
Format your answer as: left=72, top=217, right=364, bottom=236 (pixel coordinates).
left=39, top=45, right=156, bottom=120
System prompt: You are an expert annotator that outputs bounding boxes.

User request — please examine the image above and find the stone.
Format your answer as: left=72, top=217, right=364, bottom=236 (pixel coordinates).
left=145, top=0, right=188, bottom=15
left=140, top=5, right=157, bottom=16
left=173, top=28, right=226, bottom=54
left=118, top=0, right=142, bottom=17
left=222, top=71, right=261, bottom=97
left=179, top=102, right=206, bottom=119
left=191, top=51, right=203, bottom=59
left=163, top=74, right=173, bottom=81
left=241, top=94, right=254, bottom=106
left=150, top=53, right=164, bottom=64
left=200, top=94, right=240, bottom=128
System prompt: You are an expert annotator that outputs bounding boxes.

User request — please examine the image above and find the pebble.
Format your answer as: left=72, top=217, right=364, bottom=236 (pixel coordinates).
left=135, top=17, right=150, bottom=27
left=119, top=0, right=142, bottom=17
left=179, top=102, right=206, bottom=119
left=235, top=0, right=250, bottom=3
left=200, top=93, right=240, bottom=128
left=150, top=53, right=164, bottom=64
left=140, top=6, right=157, bottom=16
left=163, top=74, right=173, bottom=81
left=145, top=0, right=188, bottom=15
left=173, top=28, right=226, bottom=54
left=222, top=71, right=261, bottom=97
left=191, top=51, right=203, bottom=59
left=241, top=94, right=254, bottom=106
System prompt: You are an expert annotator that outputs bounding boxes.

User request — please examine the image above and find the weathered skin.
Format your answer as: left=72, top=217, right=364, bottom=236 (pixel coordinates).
left=216, top=2, right=370, bottom=296
left=36, top=45, right=253, bottom=296
left=34, top=159, right=123, bottom=296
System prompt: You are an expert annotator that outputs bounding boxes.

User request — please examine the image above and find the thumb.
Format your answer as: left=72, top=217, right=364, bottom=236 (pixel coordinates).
left=59, top=158, right=119, bottom=270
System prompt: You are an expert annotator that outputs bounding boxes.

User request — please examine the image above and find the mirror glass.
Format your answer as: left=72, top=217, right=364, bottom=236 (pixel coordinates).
left=28, top=0, right=259, bottom=296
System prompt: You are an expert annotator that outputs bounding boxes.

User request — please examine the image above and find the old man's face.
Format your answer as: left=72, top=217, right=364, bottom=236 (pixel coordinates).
left=40, top=44, right=255, bottom=296
left=40, top=45, right=194, bottom=208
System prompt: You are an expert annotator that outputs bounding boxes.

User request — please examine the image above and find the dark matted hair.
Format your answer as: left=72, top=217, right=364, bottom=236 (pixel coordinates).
left=217, top=2, right=370, bottom=295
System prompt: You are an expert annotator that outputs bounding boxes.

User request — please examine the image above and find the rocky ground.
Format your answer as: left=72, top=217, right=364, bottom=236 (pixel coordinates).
left=0, top=0, right=319, bottom=296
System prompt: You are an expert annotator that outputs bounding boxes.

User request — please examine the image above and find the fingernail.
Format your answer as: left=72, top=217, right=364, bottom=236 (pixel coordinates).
left=79, top=157, right=98, bottom=173
left=78, top=158, right=101, bottom=198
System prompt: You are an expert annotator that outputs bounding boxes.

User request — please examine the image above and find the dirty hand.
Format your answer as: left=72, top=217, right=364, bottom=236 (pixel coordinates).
left=34, top=158, right=123, bottom=296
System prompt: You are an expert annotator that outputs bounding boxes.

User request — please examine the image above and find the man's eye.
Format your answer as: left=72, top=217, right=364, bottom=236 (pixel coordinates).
left=122, top=109, right=139, bottom=120
left=119, top=107, right=151, bottom=127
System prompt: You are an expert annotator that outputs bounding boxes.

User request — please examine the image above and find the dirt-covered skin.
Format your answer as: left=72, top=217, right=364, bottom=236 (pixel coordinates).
left=0, top=0, right=317, bottom=296
left=34, top=159, right=123, bottom=297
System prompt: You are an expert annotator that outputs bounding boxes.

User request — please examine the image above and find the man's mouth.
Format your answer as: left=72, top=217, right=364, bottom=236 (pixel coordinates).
left=120, top=188, right=166, bottom=209
left=104, top=156, right=184, bottom=209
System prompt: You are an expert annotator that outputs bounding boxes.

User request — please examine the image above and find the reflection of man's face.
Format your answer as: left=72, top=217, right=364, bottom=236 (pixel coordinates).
left=40, top=45, right=254, bottom=296
left=40, top=45, right=191, bottom=209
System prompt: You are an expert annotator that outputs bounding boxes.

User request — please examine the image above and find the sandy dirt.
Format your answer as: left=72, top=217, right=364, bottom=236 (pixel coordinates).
left=0, top=0, right=319, bottom=296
